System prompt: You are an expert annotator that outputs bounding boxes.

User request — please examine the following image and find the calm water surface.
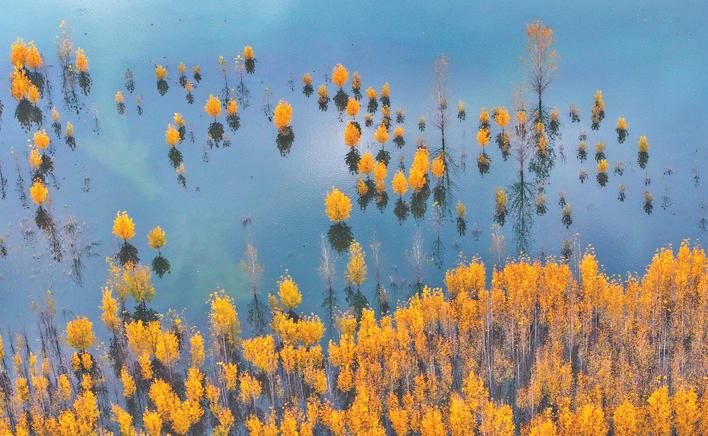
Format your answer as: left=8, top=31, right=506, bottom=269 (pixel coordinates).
left=0, top=0, right=706, bottom=335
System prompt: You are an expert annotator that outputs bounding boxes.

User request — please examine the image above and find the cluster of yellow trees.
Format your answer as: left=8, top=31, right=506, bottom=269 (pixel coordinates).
left=314, top=62, right=455, bottom=221
left=0, top=241, right=706, bottom=435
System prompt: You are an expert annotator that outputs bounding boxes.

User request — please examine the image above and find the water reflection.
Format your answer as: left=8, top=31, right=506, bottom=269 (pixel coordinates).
left=124, top=68, right=135, bottom=93
left=241, top=243, right=267, bottom=335
left=318, top=235, right=338, bottom=327
left=115, top=91, right=125, bottom=115
left=78, top=71, right=91, bottom=96
left=156, top=65, right=169, bottom=96
left=226, top=113, right=240, bottom=132
left=368, top=237, right=390, bottom=315
left=64, top=217, right=97, bottom=286
left=351, top=71, right=362, bottom=101
left=561, top=203, right=573, bottom=228
left=317, top=84, right=329, bottom=110
left=409, top=230, right=425, bottom=294
left=366, top=86, right=378, bottom=114
left=275, top=127, right=295, bottom=156
left=508, top=171, right=535, bottom=254
left=327, top=222, right=353, bottom=254
left=334, top=89, right=349, bottom=113
left=0, top=15, right=702, bottom=375
left=0, top=160, right=7, bottom=200
left=410, top=182, right=430, bottom=221
left=14, top=98, right=43, bottom=131
left=618, top=184, right=626, bottom=202
left=493, top=186, right=507, bottom=226
left=644, top=191, right=653, bottom=215
left=244, top=46, right=256, bottom=74
left=185, top=81, right=195, bottom=104
left=393, top=197, right=410, bottom=225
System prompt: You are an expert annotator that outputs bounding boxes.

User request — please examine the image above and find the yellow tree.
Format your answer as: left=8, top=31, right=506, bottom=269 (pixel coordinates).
left=525, top=20, right=559, bottom=117
left=325, top=187, right=352, bottom=222
left=332, top=64, right=348, bottom=87
left=208, top=290, right=241, bottom=363
left=344, top=241, right=368, bottom=319
left=274, top=100, right=293, bottom=132
left=99, top=287, right=121, bottom=333
left=358, top=152, right=375, bottom=176
left=344, top=120, right=361, bottom=147
left=113, top=211, right=136, bottom=241
left=66, top=316, right=96, bottom=352
left=574, top=403, right=607, bottom=436
left=30, top=179, right=49, bottom=205
left=613, top=399, right=638, bottom=436
left=481, top=402, right=515, bottom=436
left=345, top=241, right=366, bottom=290
left=672, top=387, right=698, bottom=436
left=392, top=170, right=408, bottom=197
left=205, top=94, right=222, bottom=117
left=278, top=273, right=302, bottom=311
left=75, top=47, right=89, bottom=72
left=644, top=386, right=672, bottom=436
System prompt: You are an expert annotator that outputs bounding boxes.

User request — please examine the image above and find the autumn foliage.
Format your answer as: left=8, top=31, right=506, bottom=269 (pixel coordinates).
left=30, top=179, right=49, bottom=204
left=273, top=100, right=293, bottom=131
left=204, top=94, right=222, bottom=117
left=0, top=20, right=702, bottom=436
left=0, top=241, right=707, bottom=434
left=332, top=63, right=349, bottom=87
left=325, top=187, right=352, bottom=222
left=112, top=211, right=136, bottom=240
left=75, top=47, right=89, bottom=72
left=344, top=120, right=361, bottom=147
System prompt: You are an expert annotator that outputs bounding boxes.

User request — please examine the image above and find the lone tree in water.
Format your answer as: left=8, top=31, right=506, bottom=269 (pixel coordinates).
left=430, top=56, right=450, bottom=151
left=525, top=20, right=559, bottom=122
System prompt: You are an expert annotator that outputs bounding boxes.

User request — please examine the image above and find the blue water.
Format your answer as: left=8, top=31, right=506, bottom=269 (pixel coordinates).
left=0, top=1, right=706, bottom=335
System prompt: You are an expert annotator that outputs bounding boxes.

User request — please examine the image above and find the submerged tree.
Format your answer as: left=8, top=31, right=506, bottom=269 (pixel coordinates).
left=410, top=230, right=426, bottom=294
left=274, top=100, right=295, bottom=155
left=430, top=56, right=450, bottom=152
left=489, top=224, right=506, bottom=267
left=113, top=211, right=139, bottom=266
left=344, top=240, right=368, bottom=320
left=525, top=20, right=559, bottom=121
left=240, top=243, right=266, bottom=334
left=508, top=172, right=535, bottom=254
left=147, top=226, right=170, bottom=278
left=318, top=234, right=337, bottom=327
left=204, top=94, right=224, bottom=146
left=369, top=237, right=389, bottom=315
left=638, top=135, right=650, bottom=169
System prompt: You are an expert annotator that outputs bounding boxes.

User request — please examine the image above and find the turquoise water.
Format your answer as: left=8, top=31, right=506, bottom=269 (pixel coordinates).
left=0, top=1, right=706, bottom=334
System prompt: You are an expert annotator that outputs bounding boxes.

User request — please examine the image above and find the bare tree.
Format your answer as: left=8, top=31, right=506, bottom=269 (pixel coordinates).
left=507, top=91, right=538, bottom=253
left=409, top=230, right=425, bottom=294
left=510, top=88, right=534, bottom=172
left=318, top=234, right=337, bottom=326
left=430, top=56, right=450, bottom=150
left=489, top=224, right=506, bottom=268
left=241, top=243, right=266, bottom=334
left=524, top=21, right=559, bottom=120
left=369, top=236, right=389, bottom=315
left=240, top=243, right=263, bottom=295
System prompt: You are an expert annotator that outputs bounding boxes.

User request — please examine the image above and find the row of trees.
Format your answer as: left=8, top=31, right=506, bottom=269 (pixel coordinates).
left=0, top=240, right=706, bottom=434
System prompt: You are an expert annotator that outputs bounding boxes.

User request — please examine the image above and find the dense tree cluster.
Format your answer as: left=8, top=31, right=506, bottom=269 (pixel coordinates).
left=0, top=241, right=706, bottom=434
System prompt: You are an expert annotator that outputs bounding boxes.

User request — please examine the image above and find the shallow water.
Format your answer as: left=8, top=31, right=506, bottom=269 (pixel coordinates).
left=0, top=1, right=706, bottom=335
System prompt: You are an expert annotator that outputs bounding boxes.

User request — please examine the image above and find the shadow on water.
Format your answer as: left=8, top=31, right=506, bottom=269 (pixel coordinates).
left=327, top=222, right=353, bottom=254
